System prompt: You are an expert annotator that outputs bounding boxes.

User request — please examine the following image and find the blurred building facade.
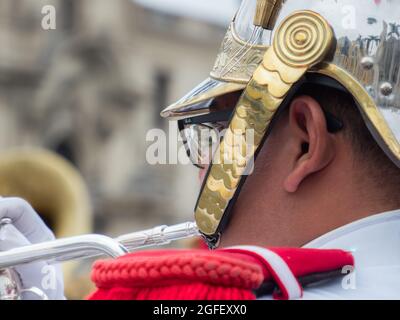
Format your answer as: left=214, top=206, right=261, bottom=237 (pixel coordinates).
left=0, top=0, right=235, bottom=235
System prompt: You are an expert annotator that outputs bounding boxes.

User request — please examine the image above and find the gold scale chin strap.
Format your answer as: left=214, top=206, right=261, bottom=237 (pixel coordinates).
left=195, top=10, right=336, bottom=243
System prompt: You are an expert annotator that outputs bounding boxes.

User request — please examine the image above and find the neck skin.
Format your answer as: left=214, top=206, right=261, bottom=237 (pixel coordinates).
left=220, top=145, right=393, bottom=248
left=217, top=97, right=398, bottom=248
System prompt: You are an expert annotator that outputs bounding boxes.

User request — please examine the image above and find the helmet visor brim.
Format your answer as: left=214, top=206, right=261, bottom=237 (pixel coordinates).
left=161, top=77, right=245, bottom=119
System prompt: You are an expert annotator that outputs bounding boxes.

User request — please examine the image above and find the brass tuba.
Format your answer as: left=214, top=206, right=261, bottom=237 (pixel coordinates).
left=0, top=148, right=92, bottom=299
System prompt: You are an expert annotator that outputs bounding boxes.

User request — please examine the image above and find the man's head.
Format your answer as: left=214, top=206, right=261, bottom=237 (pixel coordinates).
left=220, top=84, right=400, bottom=247
left=163, top=1, right=400, bottom=247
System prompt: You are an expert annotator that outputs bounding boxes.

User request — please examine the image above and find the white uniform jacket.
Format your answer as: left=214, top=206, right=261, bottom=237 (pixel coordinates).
left=259, top=210, right=400, bottom=300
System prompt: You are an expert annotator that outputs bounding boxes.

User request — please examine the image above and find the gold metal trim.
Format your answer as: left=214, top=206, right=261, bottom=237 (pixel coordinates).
left=195, top=11, right=335, bottom=236
left=254, top=0, right=285, bottom=30
left=162, top=9, right=281, bottom=120
left=228, top=22, right=268, bottom=50
left=312, top=62, right=400, bottom=161
left=210, top=23, right=268, bottom=84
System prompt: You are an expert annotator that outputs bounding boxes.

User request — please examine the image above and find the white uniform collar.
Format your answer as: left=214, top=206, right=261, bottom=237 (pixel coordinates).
left=257, top=210, right=400, bottom=299
left=303, top=209, right=400, bottom=268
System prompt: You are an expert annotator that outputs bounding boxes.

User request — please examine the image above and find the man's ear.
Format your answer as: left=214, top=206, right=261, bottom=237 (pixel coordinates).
left=283, top=95, right=336, bottom=193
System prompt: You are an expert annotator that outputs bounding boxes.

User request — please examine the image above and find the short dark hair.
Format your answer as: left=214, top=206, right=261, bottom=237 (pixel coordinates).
left=295, top=83, right=400, bottom=205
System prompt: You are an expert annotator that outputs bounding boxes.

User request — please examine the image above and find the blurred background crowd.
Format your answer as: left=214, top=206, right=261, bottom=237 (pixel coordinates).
left=0, top=0, right=240, bottom=298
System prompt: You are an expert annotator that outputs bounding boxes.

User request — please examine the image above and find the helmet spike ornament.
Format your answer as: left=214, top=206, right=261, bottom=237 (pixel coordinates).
left=254, top=0, right=285, bottom=30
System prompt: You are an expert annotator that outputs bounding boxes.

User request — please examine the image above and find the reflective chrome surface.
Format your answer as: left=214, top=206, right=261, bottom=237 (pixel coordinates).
left=0, top=234, right=128, bottom=269
left=0, top=222, right=199, bottom=269
left=276, top=0, right=400, bottom=107
left=116, top=222, right=200, bottom=251
left=273, top=0, right=400, bottom=165
left=161, top=0, right=270, bottom=118
left=160, top=78, right=244, bottom=119
left=164, top=0, right=400, bottom=167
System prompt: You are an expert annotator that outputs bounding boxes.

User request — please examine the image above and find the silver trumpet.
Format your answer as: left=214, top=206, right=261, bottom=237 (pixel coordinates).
left=0, top=219, right=199, bottom=300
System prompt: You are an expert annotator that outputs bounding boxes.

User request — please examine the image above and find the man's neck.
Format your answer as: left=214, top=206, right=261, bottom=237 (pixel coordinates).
left=265, top=166, right=398, bottom=247
left=220, top=162, right=397, bottom=248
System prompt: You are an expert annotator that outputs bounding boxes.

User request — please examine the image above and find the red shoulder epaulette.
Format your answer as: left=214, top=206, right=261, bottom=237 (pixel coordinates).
left=88, top=246, right=354, bottom=300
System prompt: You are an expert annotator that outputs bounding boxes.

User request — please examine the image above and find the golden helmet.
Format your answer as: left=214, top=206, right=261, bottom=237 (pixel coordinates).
left=161, top=0, right=400, bottom=247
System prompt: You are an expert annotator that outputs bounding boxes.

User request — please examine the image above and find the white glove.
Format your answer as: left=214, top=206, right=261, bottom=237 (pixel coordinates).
left=0, top=198, right=65, bottom=300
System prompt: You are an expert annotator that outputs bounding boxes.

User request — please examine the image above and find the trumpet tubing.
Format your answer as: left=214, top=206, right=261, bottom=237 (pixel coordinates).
left=0, top=221, right=199, bottom=269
